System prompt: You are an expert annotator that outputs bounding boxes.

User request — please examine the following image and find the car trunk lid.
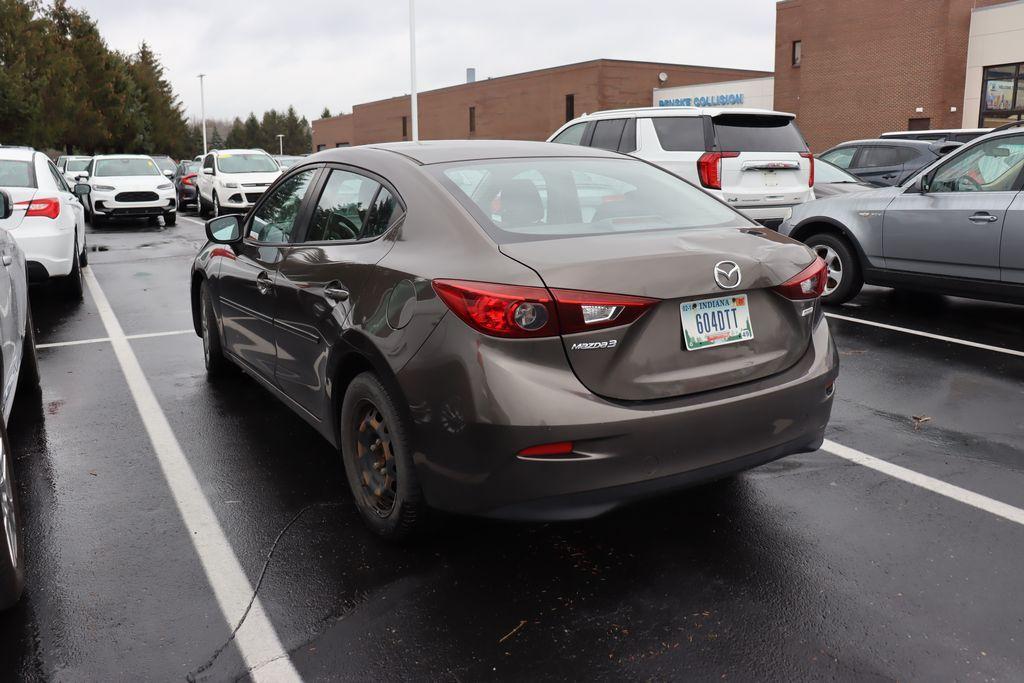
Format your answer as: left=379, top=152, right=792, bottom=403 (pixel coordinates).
left=0, top=187, right=37, bottom=231
left=712, top=113, right=812, bottom=209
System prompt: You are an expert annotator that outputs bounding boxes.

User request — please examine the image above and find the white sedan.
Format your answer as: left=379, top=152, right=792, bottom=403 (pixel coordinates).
left=78, top=155, right=177, bottom=227
left=0, top=147, right=87, bottom=299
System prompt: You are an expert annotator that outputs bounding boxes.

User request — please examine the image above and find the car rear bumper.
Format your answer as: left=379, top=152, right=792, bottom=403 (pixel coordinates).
left=396, top=314, right=839, bottom=520
left=177, top=187, right=197, bottom=204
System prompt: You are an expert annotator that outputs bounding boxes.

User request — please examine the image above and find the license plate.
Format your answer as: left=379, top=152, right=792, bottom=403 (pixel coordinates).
left=680, top=295, right=754, bottom=351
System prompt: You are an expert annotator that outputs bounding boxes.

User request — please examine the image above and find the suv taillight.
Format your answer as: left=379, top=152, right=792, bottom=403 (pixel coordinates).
left=773, top=258, right=827, bottom=300
left=696, top=152, right=739, bottom=190
left=16, top=197, right=60, bottom=219
left=432, top=280, right=658, bottom=338
left=800, top=152, right=814, bottom=188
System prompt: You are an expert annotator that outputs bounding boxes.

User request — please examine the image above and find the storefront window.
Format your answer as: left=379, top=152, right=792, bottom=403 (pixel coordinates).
left=980, top=63, right=1024, bottom=127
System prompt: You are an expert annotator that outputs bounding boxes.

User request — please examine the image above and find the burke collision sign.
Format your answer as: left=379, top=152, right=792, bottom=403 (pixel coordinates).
left=658, top=93, right=745, bottom=107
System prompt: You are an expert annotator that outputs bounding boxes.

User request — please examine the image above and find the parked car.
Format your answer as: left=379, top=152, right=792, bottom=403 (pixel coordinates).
left=811, top=159, right=879, bottom=199
left=0, top=147, right=87, bottom=298
left=78, top=155, right=177, bottom=227
left=173, top=160, right=200, bottom=211
left=273, top=155, right=303, bottom=170
left=149, top=154, right=178, bottom=179
left=196, top=149, right=281, bottom=217
left=880, top=128, right=991, bottom=144
left=780, top=126, right=1024, bottom=305
left=547, top=107, right=814, bottom=229
left=818, top=138, right=960, bottom=187
left=56, top=155, right=91, bottom=186
left=191, top=140, right=838, bottom=538
left=0, top=188, right=42, bottom=610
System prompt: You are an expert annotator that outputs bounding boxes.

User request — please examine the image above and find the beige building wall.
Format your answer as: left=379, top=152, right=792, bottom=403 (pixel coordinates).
left=962, top=1, right=1024, bottom=127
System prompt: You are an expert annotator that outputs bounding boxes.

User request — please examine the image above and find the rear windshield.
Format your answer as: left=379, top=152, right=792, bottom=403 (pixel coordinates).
left=433, top=157, right=748, bottom=244
left=66, top=159, right=91, bottom=172
left=0, top=160, right=35, bottom=188
left=95, top=158, right=162, bottom=177
left=217, top=153, right=278, bottom=173
left=712, top=114, right=808, bottom=153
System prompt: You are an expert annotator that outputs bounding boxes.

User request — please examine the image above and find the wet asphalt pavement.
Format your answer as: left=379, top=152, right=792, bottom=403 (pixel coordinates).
left=1, top=213, right=1023, bottom=681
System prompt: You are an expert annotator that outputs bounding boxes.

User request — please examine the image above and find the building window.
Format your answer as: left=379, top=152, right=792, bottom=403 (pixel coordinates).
left=792, top=41, right=802, bottom=67
left=565, top=94, right=575, bottom=122
left=402, top=116, right=408, bottom=138
left=469, top=106, right=476, bottom=134
left=316, top=144, right=326, bottom=151
left=980, top=62, right=1024, bottom=127
left=335, top=142, right=349, bottom=147
left=908, top=117, right=931, bottom=131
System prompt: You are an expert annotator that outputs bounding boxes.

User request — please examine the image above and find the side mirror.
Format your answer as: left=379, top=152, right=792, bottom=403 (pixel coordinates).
left=206, top=215, right=242, bottom=244
left=74, top=183, right=91, bottom=197
left=202, top=168, right=213, bottom=175
left=76, top=172, right=89, bottom=181
left=918, top=173, right=931, bottom=194
left=0, top=190, right=11, bottom=220
left=163, top=169, right=173, bottom=177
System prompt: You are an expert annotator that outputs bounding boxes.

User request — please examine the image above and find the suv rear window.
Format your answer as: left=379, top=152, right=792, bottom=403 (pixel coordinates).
left=712, top=114, right=808, bottom=153
left=0, top=160, right=35, bottom=188
left=652, top=117, right=706, bottom=151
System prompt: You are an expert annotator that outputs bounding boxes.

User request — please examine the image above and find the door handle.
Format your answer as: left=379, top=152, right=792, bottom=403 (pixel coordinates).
left=968, top=213, right=999, bottom=223
left=256, top=271, right=272, bottom=295
left=1, top=253, right=12, bottom=267
left=882, top=174, right=897, bottom=179
left=323, top=283, right=350, bottom=302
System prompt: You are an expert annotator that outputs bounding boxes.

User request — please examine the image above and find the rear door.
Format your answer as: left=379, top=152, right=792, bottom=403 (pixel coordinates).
left=1002, top=189, right=1024, bottom=284
left=713, top=113, right=811, bottom=208
left=882, top=134, right=1024, bottom=280
left=273, top=166, right=402, bottom=418
left=850, top=145, right=904, bottom=186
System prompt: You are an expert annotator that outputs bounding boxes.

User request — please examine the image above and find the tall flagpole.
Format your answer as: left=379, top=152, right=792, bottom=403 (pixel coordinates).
left=409, top=0, right=419, bottom=141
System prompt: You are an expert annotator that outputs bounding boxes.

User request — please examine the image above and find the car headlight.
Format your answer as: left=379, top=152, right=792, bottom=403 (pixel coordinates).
left=157, top=183, right=173, bottom=190
left=92, top=184, right=116, bottom=191
left=223, top=182, right=239, bottom=189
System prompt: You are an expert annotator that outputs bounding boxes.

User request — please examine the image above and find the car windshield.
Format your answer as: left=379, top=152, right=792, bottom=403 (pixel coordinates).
left=180, top=162, right=199, bottom=174
left=434, top=157, right=747, bottom=243
left=815, top=159, right=861, bottom=183
left=152, top=157, right=176, bottom=173
left=712, top=114, right=808, bottom=152
left=94, top=158, right=162, bottom=177
left=66, top=159, right=91, bottom=172
left=217, top=153, right=278, bottom=173
left=0, top=160, right=34, bottom=188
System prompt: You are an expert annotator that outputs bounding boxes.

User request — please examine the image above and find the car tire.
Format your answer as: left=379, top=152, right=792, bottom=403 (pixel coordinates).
left=199, top=279, right=231, bottom=378
left=0, top=417, right=26, bottom=611
left=19, top=304, right=40, bottom=392
left=62, top=234, right=84, bottom=301
left=340, top=372, right=425, bottom=540
left=805, top=233, right=863, bottom=305
left=163, top=211, right=176, bottom=226
left=197, top=194, right=208, bottom=218
left=212, top=192, right=220, bottom=218
left=79, top=233, right=88, bottom=267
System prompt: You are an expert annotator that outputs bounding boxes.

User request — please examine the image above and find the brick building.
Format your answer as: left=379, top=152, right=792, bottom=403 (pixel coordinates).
left=774, top=0, right=1024, bottom=151
left=312, top=59, right=769, bottom=150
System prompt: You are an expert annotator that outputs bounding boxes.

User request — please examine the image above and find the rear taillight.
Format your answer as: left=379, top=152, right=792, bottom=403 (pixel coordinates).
left=773, top=257, right=827, bottom=300
left=182, top=174, right=196, bottom=186
left=696, top=151, right=739, bottom=190
left=15, top=197, right=60, bottom=219
left=432, top=280, right=658, bottom=338
left=800, top=152, right=814, bottom=188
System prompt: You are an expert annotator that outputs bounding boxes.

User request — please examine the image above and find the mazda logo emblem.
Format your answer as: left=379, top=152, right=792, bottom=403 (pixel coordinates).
left=714, top=261, right=742, bottom=289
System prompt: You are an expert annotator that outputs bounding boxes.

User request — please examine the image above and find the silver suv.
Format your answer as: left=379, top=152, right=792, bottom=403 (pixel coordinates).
left=548, top=107, right=814, bottom=228
left=780, top=124, right=1024, bottom=305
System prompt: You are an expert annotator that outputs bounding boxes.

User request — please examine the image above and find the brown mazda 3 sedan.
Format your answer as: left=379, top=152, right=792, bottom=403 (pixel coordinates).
left=190, top=140, right=838, bottom=538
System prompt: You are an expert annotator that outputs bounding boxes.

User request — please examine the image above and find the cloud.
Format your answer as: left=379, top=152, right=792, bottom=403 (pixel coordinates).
left=74, top=0, right=775, bottom=121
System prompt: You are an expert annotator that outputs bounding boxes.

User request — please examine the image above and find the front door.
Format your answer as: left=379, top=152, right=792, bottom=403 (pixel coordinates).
left=274, top=167, right=403, bottom=418
left=882, top=134, right=1024, bottom=280
left=217, top=168, right=318, bottom=380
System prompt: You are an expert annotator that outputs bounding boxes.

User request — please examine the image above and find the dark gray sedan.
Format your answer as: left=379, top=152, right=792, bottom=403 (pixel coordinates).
left=190, top=141, right=838, bottom=538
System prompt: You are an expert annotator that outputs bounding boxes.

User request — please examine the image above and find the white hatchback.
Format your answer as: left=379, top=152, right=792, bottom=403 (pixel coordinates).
left=0, top=147, right=87, bottom=298
left=548, top=107, right=814, bottom=228
left=196, top=149, right=281, bottom=217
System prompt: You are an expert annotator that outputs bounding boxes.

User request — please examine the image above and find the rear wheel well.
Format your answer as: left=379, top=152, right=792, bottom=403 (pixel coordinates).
left=329, top=350, right=412, bottom=448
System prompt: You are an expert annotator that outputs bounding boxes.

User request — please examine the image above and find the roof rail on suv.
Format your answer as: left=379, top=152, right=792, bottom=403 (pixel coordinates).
left=990, top=120, right=1024, bottom=134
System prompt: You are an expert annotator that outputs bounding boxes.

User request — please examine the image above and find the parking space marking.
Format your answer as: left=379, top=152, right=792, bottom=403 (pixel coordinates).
left=825, top=312, right=1024, bottom=358
left=823, top=439, right=1024, bottom=526
left=82, top=268, right=300, bottom=681
left=37, top=329, right=193, bottom=349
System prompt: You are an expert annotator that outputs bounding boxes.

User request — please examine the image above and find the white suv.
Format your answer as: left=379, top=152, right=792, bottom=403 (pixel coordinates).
left=0, top=147, right=87, bottom=298
left=196, top=149, right=281, bottom=217
left=548, top=107, right=814, bottom=228
left=80, top=155, right=177, bottom=227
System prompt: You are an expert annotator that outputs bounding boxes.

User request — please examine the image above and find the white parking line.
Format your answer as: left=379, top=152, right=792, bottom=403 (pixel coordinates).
left=37, top=329, right=193, bottom=349
left=822, top=439, right=1024, bottom=526
left=82, top=268, right=300, bottom=681
left=825, top=312, right=1024, bottom=358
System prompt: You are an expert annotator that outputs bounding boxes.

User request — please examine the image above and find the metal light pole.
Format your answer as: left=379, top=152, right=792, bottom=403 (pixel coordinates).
left=409, top=0, right=419, bottom=141
left=198, top=73, right=208, bottom=154
left=276, top=134, right=284, bottom=155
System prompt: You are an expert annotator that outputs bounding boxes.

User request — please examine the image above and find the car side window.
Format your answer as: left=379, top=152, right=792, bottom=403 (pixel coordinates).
left=247, top=169, right=316, bottom=243
left=651, top=117, right=706, bottom=151
left=858, top=146, right=901, bottom=168
left=202, top=155, right=214, bottom=173
left=929, top=135, right=1024, bottom=193
left=589, top=119, right=627, bottom=151
left=551, top=122, right=588, bottom=146
left=306, top=169, right=381, bottom=242
left=362, top=188, right=403, bottom=239
left=820, top=147, right=856, bottom=169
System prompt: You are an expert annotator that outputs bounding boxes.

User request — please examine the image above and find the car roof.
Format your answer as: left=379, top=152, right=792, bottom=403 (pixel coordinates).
left=209, top=148, right=269, bottom=155
left=0, top=148, right=38, bottom=161
left=828, top=138, right=945, bottom=148
left=92, top=154, right=154, bottom=159
left=359, top=140, right=624, bottom=165
left=881, top=128, right=990, bottom=136
left=568, top=106, right=795, bottom=121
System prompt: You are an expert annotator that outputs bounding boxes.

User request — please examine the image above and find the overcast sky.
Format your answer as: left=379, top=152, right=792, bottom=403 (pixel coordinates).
left=76, top=0, right=777, bottom=123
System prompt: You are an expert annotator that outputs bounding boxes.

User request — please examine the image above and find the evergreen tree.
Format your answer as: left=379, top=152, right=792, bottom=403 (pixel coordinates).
left=242, top=113, right=261, bottom=149
left=320, top=107, right=331, bottom=119
left=224, top=117, right=245, bottom=148
left=209, top=126, right=224, bottom=149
